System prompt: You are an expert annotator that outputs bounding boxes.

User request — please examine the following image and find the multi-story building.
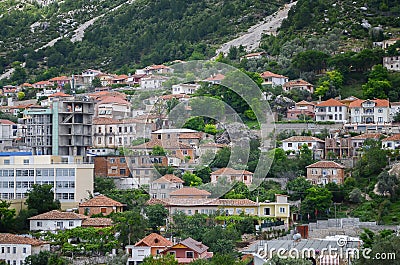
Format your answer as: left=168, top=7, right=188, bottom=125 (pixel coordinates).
left=382, top=134, right=400, bottom=150
left=22, top=96, right=94, bottom=157
left=140, top=75, right=168, bottom=90
left=349, top=99, right=390, bottom=124
left=0, top=120, right=18, bottom=151
left=0, top=233, right=50, bottom=265
left=324, top=137, right=352, bottom=159
left=96, top=95, right=131, bottom=119
left=286, top=101, right=315, bottom=120
left=282, top=79, right=314, bottom=94
left=149, top=174, right=184, bottom=199
left=210, top=168, right=254, bottom=186
left=260, top=71, right=289, bottom=87
left=258, top=194, right=290, bottom=226
left=91, top=118, right=155, bottom=152
left=281, top=136, right=325, bottom=159
left=0, top=155, right=93, bottom=210
left=306, top=161, right=346, bottom=185
left=315, top=98, right=348, bottom=123
left=78, top=195, right=124, bottom=216
left=350, top=133, right=382, bottom=157
left=171, top=83, right=200, bottom=95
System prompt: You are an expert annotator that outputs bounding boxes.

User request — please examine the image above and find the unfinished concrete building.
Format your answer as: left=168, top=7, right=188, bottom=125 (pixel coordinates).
left=23, top=96, right=94, bottom=157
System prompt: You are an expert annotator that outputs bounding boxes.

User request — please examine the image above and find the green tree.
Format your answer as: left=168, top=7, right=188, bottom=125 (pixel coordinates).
left=183, top=116, right=205, bottom=131
left=91, top=77, right=102, bottom=88
left=266, top=255, right=312, bottom=265
left=194, top=166, right=211, bottom=183
left=24, top=251, right=67, bottom=265
left=362, top=79, right=392, bottom=99
left=376, top=171, right=399, bottom=199
left=144, top=204, right=169, bottom=231
left=94, top=177, right=116, bottom=194
left=210, top=147, right=230, bottom=168
left=142, top=254, right=178, bottom=265
left=25, top=184, right=60, bottom=214
left=301, top=187, right=333, bottom=219
left=349, top=188, right=363, bottom=203
left=287, top=177, right=312, bottom=201
left=0, top=200, right=15, bottom=232
left=353, top=139, right=387, bottom=180
left=292, top=50, right=329, bottom=73
left=112, top=210, right=148, bottom=245
left=152, top=146, right=167, bottom=156
left=17, top=91, right=25, bottom=100
left=182, top=171, right=202, bottom=186
left=315, top=70, right=343, bottom=100
left=204, top=124, right=218, bottom=135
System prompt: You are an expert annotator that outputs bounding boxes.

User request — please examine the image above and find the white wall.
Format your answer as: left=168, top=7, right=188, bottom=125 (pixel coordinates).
left=30, top=219, right=83, bottom=231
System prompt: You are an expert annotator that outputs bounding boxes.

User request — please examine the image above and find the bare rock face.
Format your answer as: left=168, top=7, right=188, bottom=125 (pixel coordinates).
left=215, top=122, right=258, bottom=145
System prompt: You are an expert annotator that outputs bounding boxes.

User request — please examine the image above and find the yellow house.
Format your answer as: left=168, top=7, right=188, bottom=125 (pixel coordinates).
left=258, top=194, right=290, bottom=226
left=217, top=199, right=259, bottom=216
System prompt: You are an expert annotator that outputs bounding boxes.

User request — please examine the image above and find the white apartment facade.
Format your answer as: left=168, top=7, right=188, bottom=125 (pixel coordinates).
left=0, top=155, right=93, bottom=209
left=0, top=233, right=50, bottom=265
left=349, top=99, right=390, bottom=124
left=171, top=83, right=200, bottom=95
left=315, top=99, right=348, bottom=123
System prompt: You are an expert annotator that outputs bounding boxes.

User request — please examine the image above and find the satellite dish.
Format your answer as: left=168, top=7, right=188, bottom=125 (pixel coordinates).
left=293, top=233, right=302, bottom=241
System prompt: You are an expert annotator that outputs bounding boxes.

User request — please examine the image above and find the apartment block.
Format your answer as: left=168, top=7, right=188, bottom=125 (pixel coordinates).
left=0, top=155, right=94, bottom=210
left=22, top=96, right=94, bottom=157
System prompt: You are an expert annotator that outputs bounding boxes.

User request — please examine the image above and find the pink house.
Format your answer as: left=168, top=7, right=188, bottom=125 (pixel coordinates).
left=283, top=79, right=314, bottom=94
left=287, top=100, right=315, bottom=120
left=210, top=167, right=253, bottom=185
left=161, top=237, right=213, bottom=264
left=48, top=76, right=70, bottom=88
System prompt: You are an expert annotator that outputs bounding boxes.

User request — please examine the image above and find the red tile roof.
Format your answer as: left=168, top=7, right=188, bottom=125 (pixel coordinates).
left=21, top=83, right=33, bottom=87
left=135, top=233, right=173, bottom=247
left=260, top=71, right=287, bottom=79
left=178, top=132, right=203, bottom=139
left=81, top=218, right=113, bottom=227
left=33, top=81, right=52, bottom=86
left=179, top=237, right=209, bottom=254
left=282, top=136, right=325, bottom=142
left=351, top=133, right=382, bottom=140
left=29, top=210, right=86, bottom=220
left=349, top=99, right=390, bottom=108
left=0, top=233, right=48, bottom=246
left=48, top=92, right=70, bottom=97
left=205, top=74, right=225, bottom=81
left=215, top=199, right=258, bottom=207
left=283, top=79, right=313, bottom=87
left=306, top=161, right=345, bottom=169
left=93, top=117, right=123, bottom=125
left=211, top=167, right=253, bottom=175
left=98, top=96, right=130, bottom=105
left=382, top=134, right=400, bottom=141
left=79, top=195, right=124, bottom=207
left=132, top=139, right=194, bottom=150
left=316, top=98, right=345, bottom=107
left=160, top=94, right=190, bottom=100
left=0, top=119, right=15, bottom=125
left=49, top=76, right=70, bottom=82
left=296, top=100, right=315, bottom=106
left=170, top=187, right=211, bottom=197
left=153, top=174, right=184, bottom=184
left=146, top=198, right=258, bottom=207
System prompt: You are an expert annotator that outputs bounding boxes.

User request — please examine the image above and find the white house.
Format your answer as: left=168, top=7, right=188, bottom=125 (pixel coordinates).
left=282, top=79, right=314, bottom=94
left=382, top=134, right=400, bottom=150
left=281, top=136, right=325, bottom=159
left=171, top=83, right=200, bottom=95
left=260, top=71, right=288, bottom=87
left=29, top=210, right=86, bottom=231
left=349, top=99, right=390, bottom=124
left=82, top=69, right=102, bottom=84
left=0, top=233, right=50, bottom=265
left=140, top=75, right=168, bottom=90
left=315, top=98, right=348, bottom=123
left=383, top=56, right=400, bottom=71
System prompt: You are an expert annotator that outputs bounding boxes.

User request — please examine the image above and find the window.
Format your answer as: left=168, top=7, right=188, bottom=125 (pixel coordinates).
left=288, top=143, right=292, bottom=147
left=138, top=250, right=145, bottom=256
left=37, top=221, right=42, bottom=227
left=120, top=158, right=126, bottom=163
left=119, top=168, right=126, bottom=175
left=56, top=222, right=63, bottom=228
left=186, top=251, right=194, bottom=258
left=1, top=247, right=3, bottom=253
left=7, top=247, right=10, bottom=253
left=69, top=221, right=74, bottom=227
left=12, top=247, right=16, bottom=254
left=279, top=207, right=286, bottom=213
left=169, top=251, right=176, bottom=256
left=101, top=208, right=107, bottom=214
left=378, top=108, right=383, bottom=113
left=264, top=208, right=270, bottom=215
left=109, top=158, right=115, bottom=163
left=23, top=247, right=26, bottom=254
left=23, top=159, right=29, bottom=165
left=4, top=160, right=9, bottom=165
left=160, top=184, right=166, bottom=189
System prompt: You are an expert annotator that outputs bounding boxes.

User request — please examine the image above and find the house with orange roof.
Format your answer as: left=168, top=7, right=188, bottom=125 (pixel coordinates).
left=260, top=71, right=288, bottom=87
left=283, top=79, right=314, bottom=94
left=282, top=136, right=325, bottom=159
left=315, top=98, right=348, bottom=123
left=82, top=69, right=103, bottom=85
left=0, top=233, right=50, bottom=265
left=161, top=237, right=213, bottom=264
left=204, top=74, right=225, bottom=85
left=135, top=64, right=173, bottom=75
left=382, top=134, right=400, bottom=150
left=306, top=161, right=346, bottom=185
left=286, top=100, right=315, bottom=120
left=32, top=80, right=53, bottom=89
left=29, top=210, right=87, bottom=231
left=140, top=75, right=168, bottom=90
left=111, top=74, right=129, bottom=85
left=126, top=233, right=173, bottom=265
left=48, top=76, right=70, bottom=88
left=348, top=98, right=390, bottom=124
left=78, top=194, right=124, bottom=216
left=150, top=174, right=184, bottom=199
left=350, top=133, right=383, bottom=156
left=210, top=167, right=253, bottom=185
left=95, top=95, right=131, bottom=119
